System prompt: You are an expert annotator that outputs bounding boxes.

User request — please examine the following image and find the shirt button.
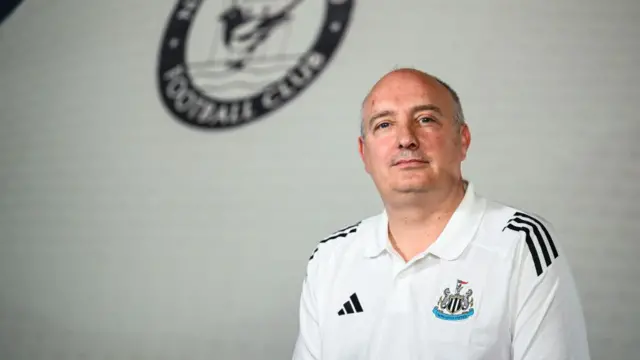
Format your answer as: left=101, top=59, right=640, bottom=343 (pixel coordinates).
left=396, top=270, right=410, bottom=281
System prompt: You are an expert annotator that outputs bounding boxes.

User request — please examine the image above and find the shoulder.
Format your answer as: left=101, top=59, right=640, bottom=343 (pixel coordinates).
left=305, top=213, right=381, bottom=267
left=308, top=220, right=362, bottom=262
left=480, top=197, right=557, bottom=244
left=481, top=198, right=561, bottom=278
left=480, top=198, right=554, bottom=233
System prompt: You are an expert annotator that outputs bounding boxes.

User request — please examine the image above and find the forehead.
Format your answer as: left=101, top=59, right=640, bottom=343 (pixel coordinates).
left=363, top=72, right=454, bottom=117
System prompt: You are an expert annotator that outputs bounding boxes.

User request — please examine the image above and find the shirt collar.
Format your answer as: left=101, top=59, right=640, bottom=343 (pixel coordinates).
left=362, top=210, right=391, bottom=258
left=363, top=181, right=487, bottom=261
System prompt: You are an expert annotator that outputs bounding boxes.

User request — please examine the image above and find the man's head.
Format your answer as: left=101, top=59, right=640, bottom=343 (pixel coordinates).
left=358, top=68, right=471, bottom=201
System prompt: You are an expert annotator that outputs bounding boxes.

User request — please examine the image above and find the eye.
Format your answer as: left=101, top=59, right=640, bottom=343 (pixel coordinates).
left=418, top=116, right=435, bottom=124
left=374, top=122, right=390, bottom=130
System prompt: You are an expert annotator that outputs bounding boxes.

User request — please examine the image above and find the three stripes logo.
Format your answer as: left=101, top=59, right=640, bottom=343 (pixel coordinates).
left=309, top=222, right=360, bottom=261
left=337, top=293, right=364, bottom=316
left=503, top=212, right=559, bottom=277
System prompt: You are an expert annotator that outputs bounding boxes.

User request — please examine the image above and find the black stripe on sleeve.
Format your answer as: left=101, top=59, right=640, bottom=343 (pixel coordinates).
left=505, top=223, right=543, bottom=276
left=334, top=222, right=360, bottom=234
left=309, top=222, right=360, bottom=261
left=514, top=212, right=559, bottom=258
left=503, top=211, right=561, bottom=277
left=511, top=217, right=553, bottom=267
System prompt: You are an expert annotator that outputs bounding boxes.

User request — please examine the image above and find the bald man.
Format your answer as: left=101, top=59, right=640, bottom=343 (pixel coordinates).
left=292, top=68, right=590, bottom=360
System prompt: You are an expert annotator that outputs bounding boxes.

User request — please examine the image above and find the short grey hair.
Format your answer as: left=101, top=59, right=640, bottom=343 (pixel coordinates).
left=434, top=77, right=466, bottom=128
left=359, top=72, right=466, bottom=138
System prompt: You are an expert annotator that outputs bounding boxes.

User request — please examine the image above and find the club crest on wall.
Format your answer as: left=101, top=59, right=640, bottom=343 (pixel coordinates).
left=157, top=0, right=355, bottom=130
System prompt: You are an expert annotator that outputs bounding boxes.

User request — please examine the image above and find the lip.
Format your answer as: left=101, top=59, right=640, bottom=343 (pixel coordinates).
left=393, top=159, right=428, bottom=167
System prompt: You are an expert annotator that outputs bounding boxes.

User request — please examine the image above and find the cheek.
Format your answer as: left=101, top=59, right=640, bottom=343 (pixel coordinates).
left=365, top=140, right=393, bottom=171
left=419, top=132, right=445, bottom=151
left=420, top=132, right=459, bottom=161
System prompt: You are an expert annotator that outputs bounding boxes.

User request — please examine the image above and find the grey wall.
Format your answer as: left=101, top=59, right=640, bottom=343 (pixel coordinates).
left=1, top=0, right=639, bottom=359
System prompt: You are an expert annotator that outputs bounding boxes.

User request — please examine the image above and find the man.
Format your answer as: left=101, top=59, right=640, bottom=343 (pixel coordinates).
left=292, top=68, right=590, bottom=359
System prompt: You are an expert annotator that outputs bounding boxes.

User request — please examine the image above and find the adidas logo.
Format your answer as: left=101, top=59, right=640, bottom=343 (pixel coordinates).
left=337, top=293, right=364, bottom=316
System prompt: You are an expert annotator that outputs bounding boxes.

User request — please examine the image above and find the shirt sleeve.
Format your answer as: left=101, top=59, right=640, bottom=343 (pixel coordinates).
left=292, top=263, right=322, bottom=359
left=509, top=214, right=591, bottom=360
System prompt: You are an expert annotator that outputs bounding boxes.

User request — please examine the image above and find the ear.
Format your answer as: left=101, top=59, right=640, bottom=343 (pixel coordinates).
left=459, top=124, right=471, bottom=160
left=358, top=136, right=370, bottom=173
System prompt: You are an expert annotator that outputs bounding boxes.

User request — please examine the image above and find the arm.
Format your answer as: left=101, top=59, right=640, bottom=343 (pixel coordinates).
left=292, top=267, right=321, bottom=359
left=508, top=214, right=590, bottom=360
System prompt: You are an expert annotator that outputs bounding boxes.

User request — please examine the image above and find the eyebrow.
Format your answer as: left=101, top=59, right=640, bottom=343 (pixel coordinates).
left=367, top=104, right=444, bottom=129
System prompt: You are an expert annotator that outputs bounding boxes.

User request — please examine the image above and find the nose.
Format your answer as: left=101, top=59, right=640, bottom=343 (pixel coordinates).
left=396, top=122, right=419, bottom=150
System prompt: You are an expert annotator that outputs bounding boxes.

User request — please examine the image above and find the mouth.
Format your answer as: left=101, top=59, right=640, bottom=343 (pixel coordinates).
left=393, top=159, right=429, bottom=167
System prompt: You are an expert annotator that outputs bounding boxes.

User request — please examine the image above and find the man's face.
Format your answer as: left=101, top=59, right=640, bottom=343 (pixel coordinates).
left=358, top=71, right=470, bottom=197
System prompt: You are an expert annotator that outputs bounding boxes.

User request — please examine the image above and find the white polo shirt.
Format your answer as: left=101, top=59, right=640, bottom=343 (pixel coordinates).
left=292, top=182, right=590, bottom=360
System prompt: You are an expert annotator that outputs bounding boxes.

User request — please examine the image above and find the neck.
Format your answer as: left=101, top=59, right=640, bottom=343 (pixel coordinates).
left=385, top=179, right=467, bottom=261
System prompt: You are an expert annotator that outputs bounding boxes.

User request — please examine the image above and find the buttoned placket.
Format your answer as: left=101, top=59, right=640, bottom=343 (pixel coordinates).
left=387, top=248, right=434, bottom=313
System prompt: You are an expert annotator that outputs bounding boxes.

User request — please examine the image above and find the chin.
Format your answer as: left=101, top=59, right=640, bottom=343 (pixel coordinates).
left=392, top=180, right=433, bottom=193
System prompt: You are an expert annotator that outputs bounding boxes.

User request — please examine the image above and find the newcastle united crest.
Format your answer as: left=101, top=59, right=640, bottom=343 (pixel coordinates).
left=433, top=279, right=475, bottom=321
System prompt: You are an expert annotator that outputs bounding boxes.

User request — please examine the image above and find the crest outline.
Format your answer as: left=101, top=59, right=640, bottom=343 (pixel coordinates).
left=432, top=279, right=475, bottom=321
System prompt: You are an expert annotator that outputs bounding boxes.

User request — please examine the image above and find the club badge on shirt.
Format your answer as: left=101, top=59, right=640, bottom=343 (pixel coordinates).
left=433, top=279, right=475, bottom=321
